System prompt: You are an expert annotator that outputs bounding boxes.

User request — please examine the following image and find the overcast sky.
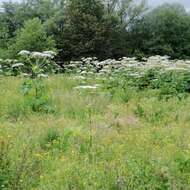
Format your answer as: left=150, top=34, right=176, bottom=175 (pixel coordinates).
left=0, top=0, right=190, bottom=10
left=148, top=0, right=190, bottom=10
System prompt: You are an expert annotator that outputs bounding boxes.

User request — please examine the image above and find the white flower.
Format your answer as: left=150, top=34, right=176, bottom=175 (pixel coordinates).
left=74, top=84, right=100, bottom=90
left=73, top=76, right=86, bottom=80
left=31, top=52, right=45, bottom=58
left=18, top=50, right=31, bottom=56
left=5, top=59, right=13, bottom=63
left=37, top=74, right=48, bottom=78
left=21, top=73, right=30, bottom=77
left=12, top=63, right=24, bottom=68
left=31, top=51, right=55, bottom=59
left=81, top=71, right=87, bottom=74
left=43, top=51, right=56, bottom=56
left=42, top=51, right=57, bottom=59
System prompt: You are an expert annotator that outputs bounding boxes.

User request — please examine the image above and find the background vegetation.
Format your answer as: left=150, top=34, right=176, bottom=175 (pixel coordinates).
left=0, top=0, right=190, bottom=61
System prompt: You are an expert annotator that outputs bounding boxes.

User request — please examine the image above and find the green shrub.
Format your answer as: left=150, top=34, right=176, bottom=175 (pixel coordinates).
left=25, top=96, right=55, bottom=114
left=135, top=68, right=160, bottom=90
left=40, top=128, right=73, bottom=152
left=18, top=50, right=58, bottom=114
left=40, top=128, right=60, bottom=150
left=109, top=69, right=190, bottom=100
left=9, top=18, right=55, bottom=57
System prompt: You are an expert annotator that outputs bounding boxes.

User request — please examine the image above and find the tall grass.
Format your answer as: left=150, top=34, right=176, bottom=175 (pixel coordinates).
left=0, top=74, right=190, bottom=189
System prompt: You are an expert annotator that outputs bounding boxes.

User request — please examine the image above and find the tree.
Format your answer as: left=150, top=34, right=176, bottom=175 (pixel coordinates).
left=128, top=3, right=190, bottom=59
left=0, top=0, right=147, bottom=60
left=9, top=18, right=55, bottom=56
left=48, top=0, right=146, bottom=61
left=104, top=0, right=147, bottom=28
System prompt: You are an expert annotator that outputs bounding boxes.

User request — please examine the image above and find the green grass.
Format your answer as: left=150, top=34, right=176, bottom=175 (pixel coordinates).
left=1, top=75, right=190, bottom=189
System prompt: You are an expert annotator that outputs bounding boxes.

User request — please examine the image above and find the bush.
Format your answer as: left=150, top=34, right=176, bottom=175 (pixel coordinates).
left=9, top=18, right=55, bottom=57
left=40, top=128, right=60, bottom=150
left=40, top=128, right=73, bottom=152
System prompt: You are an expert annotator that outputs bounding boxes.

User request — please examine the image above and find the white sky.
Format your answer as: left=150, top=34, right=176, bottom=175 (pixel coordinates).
left=0, top=0, right=190, bottom=10
left=148, top=0, right=190, bottom=10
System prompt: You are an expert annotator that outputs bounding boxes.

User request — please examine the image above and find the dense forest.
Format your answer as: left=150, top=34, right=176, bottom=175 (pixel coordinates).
left=0, top=0, right=190, bottom=62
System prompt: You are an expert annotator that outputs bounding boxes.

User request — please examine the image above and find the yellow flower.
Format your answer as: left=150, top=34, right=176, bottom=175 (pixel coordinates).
left=40, top=175, right=44, bottom=179
left=60, top=155, right=64, bottom=162
left=34, top=153, right=43, bottom=159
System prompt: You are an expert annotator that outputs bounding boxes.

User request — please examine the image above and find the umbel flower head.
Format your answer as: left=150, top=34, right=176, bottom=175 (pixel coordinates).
left=17, top=50, right=59, bottom=78
left=18, top=50, right=57, bottom=59
left=18, top=50, right=31, bottom=56
left=43, top=51, right=57, bottom=58
left=12, top=63, right=24, bottom=68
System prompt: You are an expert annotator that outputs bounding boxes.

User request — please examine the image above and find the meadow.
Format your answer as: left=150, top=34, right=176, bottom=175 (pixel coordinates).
left=1, top=0, right=190, bottom=188
left=1, top=71, right=190, bottom=189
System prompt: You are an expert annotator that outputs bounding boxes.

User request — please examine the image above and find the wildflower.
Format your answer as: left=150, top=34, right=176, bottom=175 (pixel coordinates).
left=37, top=74, right=48, bottom=78
left=41, top=53, right=54, bottom=59
left=74, top=84, right=100, bottom=90
left=21, top=73, right=30, bottom=77
left=60, top=155, right=65, bottom=162
left=12, top=63, right=24, bottom=68
left=81, top=71, right=87, bottom=74
left=5, top=59, right=13, bottom=63
left=31, top=51, right=56, bottom=59
left=72, top=76, right=86, bottom=80
left=40, top=175, right=44, bottom=179
left=43, top=51, right=57, bottom=57
left=34, top=153, right=43, bottom=159
left=31, top=52, right=46, bottom=59
left=18, top=50, right=30, bottom=56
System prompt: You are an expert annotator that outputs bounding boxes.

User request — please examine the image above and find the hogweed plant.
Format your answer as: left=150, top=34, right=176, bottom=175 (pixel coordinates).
left=18, top=50, right=57, bottom=113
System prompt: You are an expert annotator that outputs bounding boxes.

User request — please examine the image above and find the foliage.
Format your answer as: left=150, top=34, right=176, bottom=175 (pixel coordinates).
left=17, top=50, right=57, bottom=114
left=40, top=128, right=60, bottom=150
left=9, top=18, right=55, bottom=57
left=0, top=0, right=146, bottom=60
left=0, top=50, right=62, bottom=76
left=1, top=0, right=190, bottom=60
left=128, top=3, right=190, bottom=59
left=103, top=67, right=190, bottom=100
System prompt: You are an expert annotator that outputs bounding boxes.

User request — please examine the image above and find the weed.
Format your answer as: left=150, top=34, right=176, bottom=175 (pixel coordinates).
left=40, top=128, right=60, bottom=150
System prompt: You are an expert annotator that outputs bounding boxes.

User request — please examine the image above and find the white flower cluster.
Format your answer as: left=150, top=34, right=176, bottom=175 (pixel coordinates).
left=74, top=84, right=101, bottom=90
left=65, top=55, right=190, bottom=77
left=0, top=50, right=59, bottom=76
left=18, top=50, right=30, bottom=56
left=0, top=58, right=24, bottom=75
left=18, top=50, right=57, bottom=59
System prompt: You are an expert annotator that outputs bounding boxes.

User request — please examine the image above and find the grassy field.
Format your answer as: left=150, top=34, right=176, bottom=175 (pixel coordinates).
left=1, top=75, right=190, bottom=189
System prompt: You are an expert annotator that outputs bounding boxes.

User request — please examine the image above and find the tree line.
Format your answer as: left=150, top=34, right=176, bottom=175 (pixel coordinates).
left=0, top=0, right=190, bottom=62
